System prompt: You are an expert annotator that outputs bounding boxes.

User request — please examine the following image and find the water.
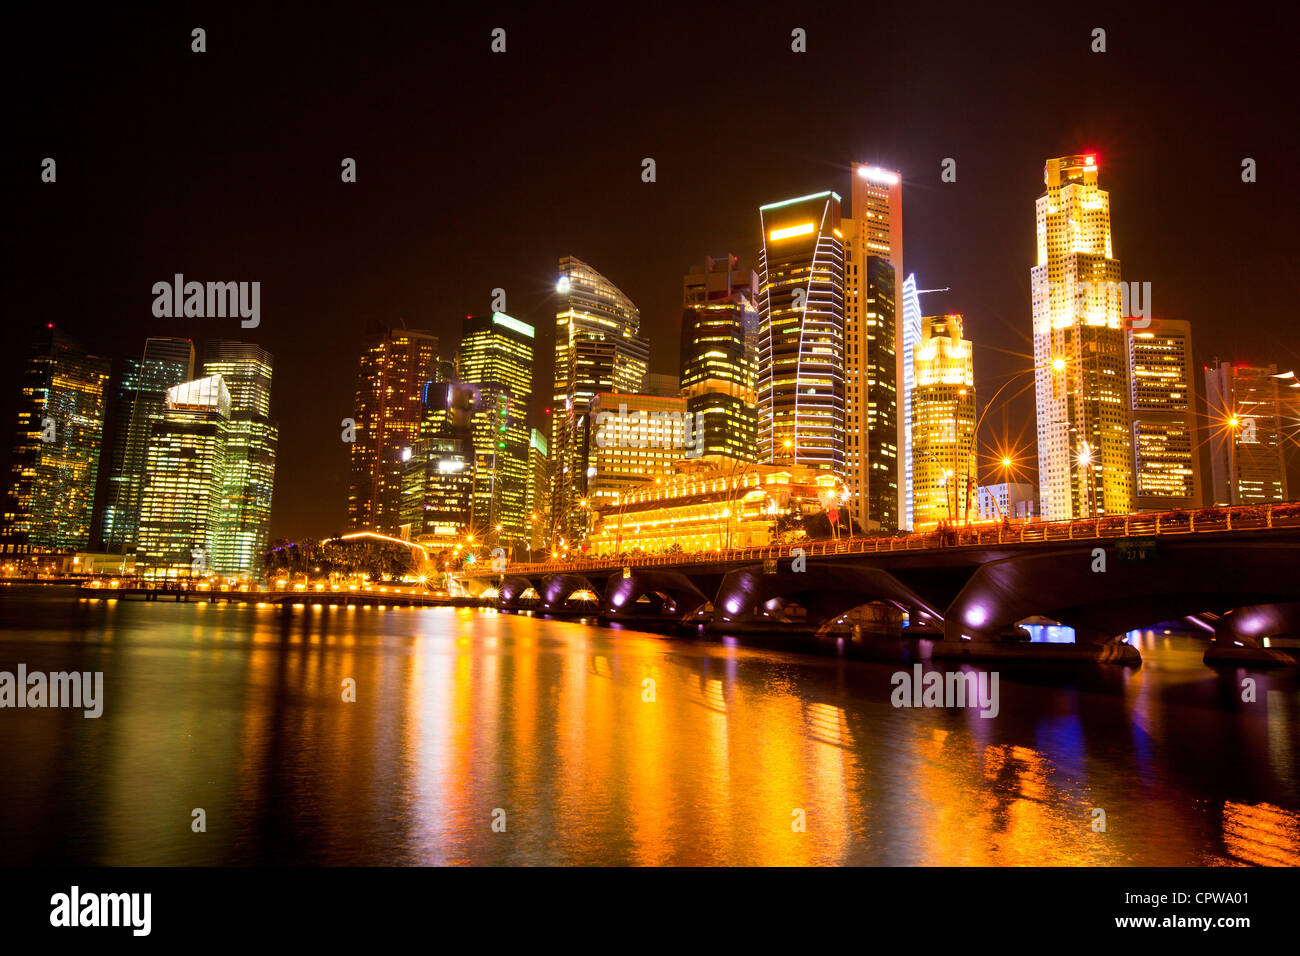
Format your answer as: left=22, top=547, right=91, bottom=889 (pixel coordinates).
left=1, top=585, right=1297, bottom=866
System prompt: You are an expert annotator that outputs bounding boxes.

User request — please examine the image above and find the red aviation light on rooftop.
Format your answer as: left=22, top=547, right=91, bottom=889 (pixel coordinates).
left=1084, top=155, right=1097, bottom=167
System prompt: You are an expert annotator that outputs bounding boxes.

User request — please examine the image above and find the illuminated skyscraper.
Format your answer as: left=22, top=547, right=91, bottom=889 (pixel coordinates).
left=1127, top=319, right=1202, bottom=511
left=399, top=377, right=477, bottom=545
left=99, top=337, right=194, bottom=554
left=201, top=341, right=277, bottom=577
left=456, top=312, right=534, bottom=555
left=348, top=326, right=439, bottom=533
left=680, top=256, right=760, bottom=463
left=551, top=257, right=647, bottom=543
left=912, top=314, right=977, bottom=527
left=757, top=191, right=846, bottom=475
left=1, top=328, right=110, bottom=554
left=526, top=429, right=551, bottom=556
left=1031, top=154, right=1134, bottom=519
left=398, top=436, right=475, bottom=546
left=899, top=274, right=923, bottom=529
left=844, top=163, right=903, bottom=531
left=136, top=375, right=231, bottom=579
left=1205, top=360, right=1291, bottom=505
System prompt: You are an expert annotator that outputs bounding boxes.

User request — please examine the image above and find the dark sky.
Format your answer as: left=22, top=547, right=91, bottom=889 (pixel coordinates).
left=5, top=2, right=1298, bottom=538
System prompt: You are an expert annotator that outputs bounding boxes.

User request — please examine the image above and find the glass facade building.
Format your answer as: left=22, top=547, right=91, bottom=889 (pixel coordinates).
left=551, top=257, right=647, bottom=544
left=98, top=337, right=195, bottom=554
left=1, top=328, right=110, bottom=554
left=201, top=341, right=277, bottom=577
left=680, top=257, right=760, bottom=463
left=757, top=191, right=846, bottom=475
left=136, top=375, right=232, bottom=579
left=456, top=313, right=533, bottom=556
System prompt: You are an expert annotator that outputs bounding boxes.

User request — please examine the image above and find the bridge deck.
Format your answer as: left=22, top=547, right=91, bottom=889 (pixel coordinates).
left=470, top=502, right=1300, bottom=577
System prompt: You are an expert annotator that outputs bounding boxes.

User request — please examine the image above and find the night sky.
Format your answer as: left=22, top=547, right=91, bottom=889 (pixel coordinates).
left=4, top=3, right=1297, bottom=539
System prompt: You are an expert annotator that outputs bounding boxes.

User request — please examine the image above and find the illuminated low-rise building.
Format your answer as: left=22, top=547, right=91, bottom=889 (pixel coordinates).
left=977, top=482, right=1038, bottom=521
left=586, top=460, right=840, bottom=556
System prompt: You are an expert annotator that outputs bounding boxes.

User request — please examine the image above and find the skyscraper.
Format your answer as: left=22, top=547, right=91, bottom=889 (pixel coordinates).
left=844, top=163, right=904, bottom=531
left=757, top=191, right=846, bottom=475
left=136, top=375, right=231, bottom=579
left=1031, top=154, right=1134, bottom=519
left=679, top=256, right=760, bottom=463
left=456, top=312, right=533, bottom=555
left=526, top=428, right=551, bottom=556
left=202, top=341, right=277, bottom=577
left=899, top=274, right=923, bottom=530
left=348, top=326, right=440, bottom=534
left=1128, top=319, right=1202, bottom=511
left=98, top=337, right=195, bottom=554
left=551, top=257, right=647, bottom=544
left=1, top=327, right=110, bottom=554
left=1205, top=360, right=1291, bottom=505
left=912, top=314, right=977, bottom=528
left=398, top=377, right=478, bottom=546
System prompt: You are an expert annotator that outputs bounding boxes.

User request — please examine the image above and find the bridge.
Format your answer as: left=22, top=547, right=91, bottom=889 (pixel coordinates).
left=455, top=503, right=1300, bottom=666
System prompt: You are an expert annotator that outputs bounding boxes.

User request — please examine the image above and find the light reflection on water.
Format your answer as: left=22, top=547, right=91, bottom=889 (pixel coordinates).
left=0, top=586, right=1297, bottom=866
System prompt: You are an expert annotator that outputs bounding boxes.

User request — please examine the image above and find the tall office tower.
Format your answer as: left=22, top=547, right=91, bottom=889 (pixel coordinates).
left=551, top=257, right=647, bottom=543
left=899, top=274, right=923, bottom=529
left=1127, top=319, right=1202, bottom=511
left=1031, top=154, right=1134, bottom=519
left=757, top=191, right=847, bottom=475
left=399, top=377, right=478, bottom=544
left=456, top=313, right=534, bottom=555
left=417, top=361, right=462, bottom=438
left=586, top=392, right=690, bottom=511
left=1205, top=360, right=1291, bottom=505
left=98, top=337, right=195, bottom=554
left=348, top=326, right=439, bottom=533
left=1, top=328, right=110, bottom=554
left=201, top=341, right=278, bottom=577
left=526, top=428, right=551, bottom=555
left=679, top=257, right=761, bottom=463
left=844, top=164, right=904, bottom=531
left=912, top=314, right=977, bottom=527
left=136, top=375, right=231, bottom=579
left=398, top=435, right=476, bottom=546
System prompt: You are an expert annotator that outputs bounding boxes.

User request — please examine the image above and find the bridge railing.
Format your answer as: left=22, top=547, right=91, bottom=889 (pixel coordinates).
left=477, top=502, right=1300, bottom=577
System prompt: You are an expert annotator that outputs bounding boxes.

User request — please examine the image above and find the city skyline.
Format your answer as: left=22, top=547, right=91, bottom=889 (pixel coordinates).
left=5, top=7, right=1297, bottom=540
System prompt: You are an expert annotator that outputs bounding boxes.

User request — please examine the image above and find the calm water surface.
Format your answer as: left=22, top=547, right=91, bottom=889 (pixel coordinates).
left=1, top=585, right=1297, bottom=866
